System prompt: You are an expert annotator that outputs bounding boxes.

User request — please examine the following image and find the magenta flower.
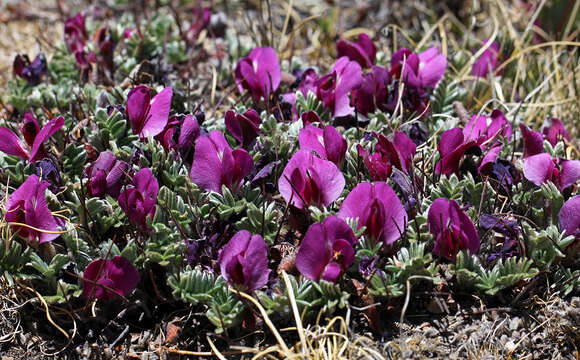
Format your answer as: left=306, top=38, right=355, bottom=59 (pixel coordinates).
left=542, top=117, right=570, bottom=146
left=519, top=123, right=544, bottom=158
left=118, top=168, right=159, bottom=230
left=13, top=53, right=47, bottom=86
left=338, top=182, right=407, bottom=246
left=462, top=109, right=512, bottom=144
left=188, top=7, right=211, bottom=41
left=298, top=68, right=319, bottom=97
left=82, top=256, right=140, bottom=300
left=315, top=57, right=362, bottom=117
left=0, top=113, right=64, bottom=162
left=435, top=128, right=480, bottom=176
left=523, top=153, right=580, bottom=191
left=156, top=113, right=201, bottom=155
left=64, top=13, right=88, bottom=54
left=278, top=149, right=345, bottom=210
left=559, top=195, right=580, bottom=238
left=5, top=175, right=61, bottom=244
left=94, top=26, right=115, bottom=73
left=472, top=40, right=500, bottom=77
left=298, top=125, right=347, bottom=167
left=218, top=230, right=270, bottom=291
left=352, top=65, right=390, bottom=116
left=225, top=109, right=261, bottom=148
left=428, top=198, right=480, bottom=261
left=336, top=33, right=376, bottom=69
left=235, top=47, right=281, bottom=102
left=391, top=47, right=447, bottom=89
left=127, top=85, right=173, bottom=139
left=190, top=130, right=254, bottom=194
left=85, top=151, right=128, bottom=198
left=295, top=216, right=357, bottom=283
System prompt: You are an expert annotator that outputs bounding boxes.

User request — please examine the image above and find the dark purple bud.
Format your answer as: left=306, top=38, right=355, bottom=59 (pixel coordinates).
left=118, top=168, right=159, bottom=231
left=13, top=53, right=47, bottom=86
left=225, top=109, right=261, bottom=148
left=85, top=151, right=128, bottom=198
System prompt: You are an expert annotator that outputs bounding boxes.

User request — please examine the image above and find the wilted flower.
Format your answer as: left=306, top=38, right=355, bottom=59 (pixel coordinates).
left=472, top=40, right=500, bottom=77
left=338, top=182, right=407, bottom=246
left=190, top=130, right=254, bottom=194
left=13, top=53, right=47, bottom=86
left=523, top=153, right=580, bottom=191
left=94, top=26, right=116, bottom=73
left=5, top=174, right=61, bottom=244
left=390, top=47, right=447, bottom=89
left=542, top=117, right=569, bottom=146
left=82, top=256, right=140, bottom=300
left=218, top=230, right=270, bottom=291
left=315, top=57, right=362, bottom=117
left=235, top=47, right=281, bottom=102
left=336, top=33, right=376, bottom=69
left=298, top=125, right=347, bottom=167
left=278, top=149, right=345, bottom=210
left=0, top=113, right=64, bottom=162
left=118, top=168, right=159, bottom=230
left=225, top=109, right=261, bottom=148
left=295, top=216, right=357, bottom=283
left=127, top=85, right=173, bottom=138
left=427, top=198, right=480, bottom=261
left=85, top=151, right=128, bottom=198
left=156, top=113, right=201, bottom=156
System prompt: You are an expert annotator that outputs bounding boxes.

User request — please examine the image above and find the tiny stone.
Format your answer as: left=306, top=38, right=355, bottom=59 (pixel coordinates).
left=509, top=317, right=522, bottom=331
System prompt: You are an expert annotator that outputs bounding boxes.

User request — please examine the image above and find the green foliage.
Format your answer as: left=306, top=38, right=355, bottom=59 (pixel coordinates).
left=257, top=274, right=317, bottom=317
left=552, top=266, right=580, bottom=297
left=0, top=240, right=33, bottom=284
left=431, top=174, right=464, bottom=201
left=91, top=108, right=138, bottom=152
left=169, top=267, right=245, bottom=334
left=295, top=91, right=329, bottom=121
left=431, top=75, right=465, bottom=116
left=523, top=223, right=575, bottom=269
left=387, top=242, right=440, bottom=285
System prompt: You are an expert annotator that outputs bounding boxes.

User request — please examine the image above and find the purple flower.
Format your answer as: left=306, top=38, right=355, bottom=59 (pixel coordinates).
left=235, top=47, right=281, bottom=102
left=523, top=153, right=580, bottom=191
left=336, top=33, right=376, bottom=69
left=390, top=47, right=447, bottom=89
left=85, top=151, right=128, bottom=198
left=559, top=195, right=580, bottom=238
left=278, top=149, right=345, bottom=210
left=188, top=7, right=211, bottom=41
left=225, top=109, right=261, bottom=148
left=338, top=182, right=407, bottom=246
left=360, top=132, right=416, bottom=181
left=315, top=57, right=362, bottom=117
left=519, top=123, right=544, bottom=158
left=13, top=53, right=47, bottom=86
left=297, top=68, right=319, bottom=97
left=295, top=216, right=357, bottom=283
left=463, top=109, right=512, bottom=144
left=0, top=114, right=64, bottom=162
left=472, top=40, right=500, bottom=77
left=64, top=13, right=88, bottom=54
left=156, top=113, right=201, bottom=155
left=82, top=256, right=140, bottom=300
left=127, top=85, right=173, bottom=138
left=542, top=117, right=570, bottom=146
left=190, top=130, right=254, bottom=194
left=435, top=128, right=481, bottom=176
left=5, top=175, right=61, bottom=244
left=428, top=198, right=480, bottom=261
left=352, top=65, right=390, bottom=116
left=118, top=168, right=159, bottom=230
left=298, top=125, right=347, bottom=167
left=218, top=230, right=270, bottom=291
left=94, top=26, right=116, bottom=73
